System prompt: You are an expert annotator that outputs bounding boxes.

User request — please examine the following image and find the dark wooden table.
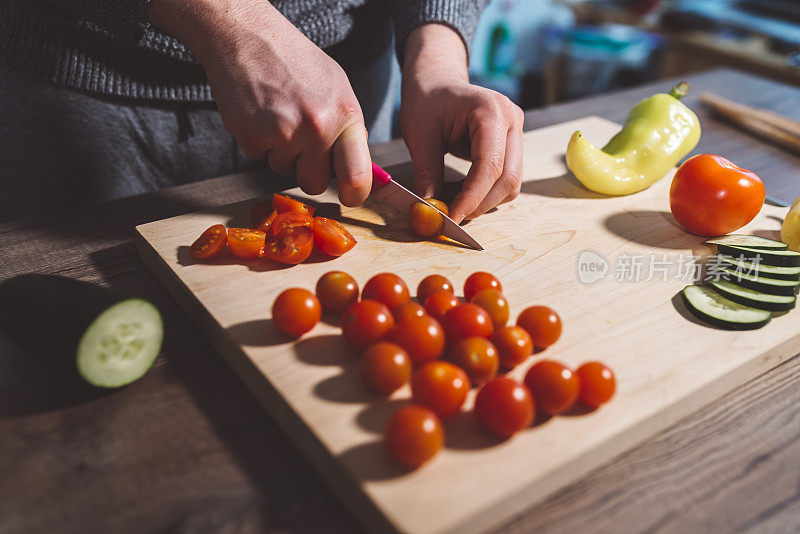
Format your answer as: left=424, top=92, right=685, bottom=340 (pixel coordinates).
left=2, top=68, right=800, bottom=534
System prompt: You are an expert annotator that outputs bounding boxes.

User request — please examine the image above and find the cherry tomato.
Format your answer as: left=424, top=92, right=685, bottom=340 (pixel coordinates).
left=384, top=405, right=443, bottom=468
left=362, top=273, right=410, bottom=310
left=227, top=228, right=267, bottom=260
left=408, top=198, right=449, bottom=237
left=312, top=217, right=357, bottom=257
left=315, top=271, right=359, bottom=314
left=361, top=342, right=411, bottom=395
left=255, top=210, right=278, bottom=233
left=463, top=272, right=502, bottom=301
left=250, top=199, right=274, bottom=225
left=393, top=301, right=427, bottom=323
left=341, top=299, right=395, bottom=350
left=524, top=360, right=579, bottom=415
left=273, top=193, right=315, bottom=216
left=272, top=288, right=321, bottom=337
left=388, top=314, right=445, bottom=366
left=669, top=154, right=765, bottom=237
left=263, top=226, right=313, bottom=265
left=517, top=306, right=562, bottom=349
left=448, top=337, right=499, bottom=386
left=272, top=211, right=313, bottom=236
left=470, top=289, right=509, bottom=327
left=492, top=326, right=533, bottom=368
left=474, top=377, right=534, bottom=438
left=411, top=361, right=469, bottom=419
left=416, top=274, right=454, bottom=304
left=425, top=198, right=449, bottom=214
left=423, top=291, right=460, bottom=322
left=190, top=224, right=227, bottom=259
left=442, top=303, right=494, bottom=346
left=576, top=361, right=616, bottom=408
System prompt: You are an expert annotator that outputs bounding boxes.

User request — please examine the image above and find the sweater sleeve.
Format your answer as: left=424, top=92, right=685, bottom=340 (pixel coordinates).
left=392, top=0, right=489, bottom=66
left=43, top=0, right=153, bottom=41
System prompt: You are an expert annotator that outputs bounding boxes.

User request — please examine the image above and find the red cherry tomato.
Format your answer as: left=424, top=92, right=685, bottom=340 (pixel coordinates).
left=411, top=361, right=469, bottom=419
left=470, top=289, right=509, bottom=327
left=388, top=315, right=445, bottom=366
left=273, top=193, right=315, bottom=216
left=517, top=306, right=562, bottom=349
left=408, top=198, right=449, bottom=237
left=361, top=342, right=411, bottom=395
left=250, top=199, right=273, bottom=225
left=492, top=326, right=533, bottom=368
left=442, top=303, right=494, bottom=346
left=417, top=274, right=454, bottom=304
left=448, top=337, right=499, bottom=386
left=384, top=405, right=443, bottom=468
left=312, top=217, right=357, bottom=257
left=315, top=271, right=359, bottom=314
left=255, top=210, right=278, bottom=233
left=190, top=224, right=227, bottom=259
left=341, top=300, right=395, bottom=350
left=474, top=377, right=534, bottom=438
left=669, top=154, right=765, bottom=237
left=272, top=211, right=313, bottom=236
left=227, top=228, right=267, bottom=259
left=362, top=273, right=410, bottom=310
left=393, top=301, right=427, bottom=323
left=524, top=360, right=579, bottom=415
left=272, top=288, right=321, bottom=337
left=576, top=361, right=616, bottom=408
left=263, top=226, right=314, bottom=265
left=424, top=291, right=460, bottom=322
left=463, top=272, right=502, bottom=301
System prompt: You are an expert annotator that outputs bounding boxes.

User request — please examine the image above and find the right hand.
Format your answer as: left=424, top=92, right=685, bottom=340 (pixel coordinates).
left=145, top=0, right=372, bottom=206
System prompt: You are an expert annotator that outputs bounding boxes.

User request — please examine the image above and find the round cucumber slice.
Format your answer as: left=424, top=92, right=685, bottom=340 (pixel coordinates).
left=709, top=280, right=796, bottom=312
left=715, top=245, right=800, bottom=267
left=718, top=267, right=800, bottom=296
left=705, top=235, right=788, bottom=250
left=681, top=285, right=771, bottom=330
left=718, top=255, right=800, bottom=281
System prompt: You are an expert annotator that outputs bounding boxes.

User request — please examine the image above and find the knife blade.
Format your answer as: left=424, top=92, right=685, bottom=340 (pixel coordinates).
left=370, top=162, right=483, bottom=251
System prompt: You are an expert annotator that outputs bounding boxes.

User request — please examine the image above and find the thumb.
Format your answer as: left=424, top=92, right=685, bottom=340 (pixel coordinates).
left=407, top=132, right=445, bottom=199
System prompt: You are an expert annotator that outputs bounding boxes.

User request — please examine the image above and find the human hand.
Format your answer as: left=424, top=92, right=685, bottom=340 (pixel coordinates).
left=400, top=24, right=524, bottom=223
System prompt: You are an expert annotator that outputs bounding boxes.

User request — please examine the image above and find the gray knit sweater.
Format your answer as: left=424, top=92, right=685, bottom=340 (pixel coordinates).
left=0, top=0, right=487, bottom=102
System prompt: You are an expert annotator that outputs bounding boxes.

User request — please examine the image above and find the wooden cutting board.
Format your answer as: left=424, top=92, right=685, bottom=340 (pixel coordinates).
left=135, top=117, right=800, bottom=534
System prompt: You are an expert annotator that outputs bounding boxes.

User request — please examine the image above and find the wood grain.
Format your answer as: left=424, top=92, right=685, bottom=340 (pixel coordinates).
left=1, top=69, right=799, bottom=534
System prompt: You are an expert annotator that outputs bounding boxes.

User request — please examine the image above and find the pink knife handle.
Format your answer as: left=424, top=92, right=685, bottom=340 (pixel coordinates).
left=371, top=162, right=392, bottom=187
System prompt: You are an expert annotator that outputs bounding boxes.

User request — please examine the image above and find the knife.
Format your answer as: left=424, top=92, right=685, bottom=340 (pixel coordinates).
left=370, top=162, right=483, bottom=250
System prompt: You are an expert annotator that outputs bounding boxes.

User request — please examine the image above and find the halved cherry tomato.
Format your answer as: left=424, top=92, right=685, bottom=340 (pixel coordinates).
left=250, top=199, right=273, bottom=225
left=341, top=299, right=395, bottom=350
left=411, top=361, right=469, bottom=419
left=388, top=314, right=445, bottom=366
left=423, top=291, right=460, bottom=322
left=316, top=271, right=359, bottom=314
left=190, top=224, right=227, bottom=259
left=263, top=226, right=313, bottom=265
left=361, top=342, right=411, bottom=395
left=442, top=303, right=494, bottom=346
left=576, top=361, right=616, bottom=408
left=409, top=198, right=448, bottom=237
left=425, top=198, right=449, bottom=214
left=517, top=306, right=562, bottom=349
left=448, top=337, right=499, bottom=386
left=362, top=273, right=410, bottom=310
left=492, top=326, right=533, bottom=368
left=256, top=210, right=278, bottom=233
left=393, top=301, right=427, bottom=323
left=273, top=193, right=315, bottom=216
left=474, top=377, right=534, bottom=438
left=417, top=274, right=454, bottom=304
left=312, top=217, right=357, bottom=257
left=271, top=211, right=313, bottom=236
left=524, top=360, right=579, bottom=415
left=272, top=288, right=321, bottom=337
left=463, top=272, right=502, bottom=301
left=384, top=405, right=443, bottom=468
left=470, top=289, right=509, bottom=327
left=227, top=228, right=267, bottom=259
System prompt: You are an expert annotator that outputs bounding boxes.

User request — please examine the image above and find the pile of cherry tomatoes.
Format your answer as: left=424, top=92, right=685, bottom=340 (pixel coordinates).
left=189, top=194, right=356, bottom=264
left=271, top=271, right=616, bottom=469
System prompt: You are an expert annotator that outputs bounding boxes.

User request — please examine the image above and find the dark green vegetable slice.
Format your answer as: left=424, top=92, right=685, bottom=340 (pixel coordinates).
left=708, top=280, right=796, bottom=312
left=715, top=244, right=800, bottom=267
left=717, top=267, right=800, bottom=296
left=705, top=235, right=788, bottom=250
left=717, top=255, right=800, bottom=281
left=681, top=285, right=771, bottom=330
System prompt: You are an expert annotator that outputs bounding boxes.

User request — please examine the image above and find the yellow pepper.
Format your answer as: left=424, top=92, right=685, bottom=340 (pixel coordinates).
left=566, top=82, right=701, bottom=195
left=782, top=196, right=800, bottom=252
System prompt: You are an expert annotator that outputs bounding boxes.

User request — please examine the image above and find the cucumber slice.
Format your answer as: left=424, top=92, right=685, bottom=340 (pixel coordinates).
left=717, top=267, right=800, bottom=296
left=709, top=280, right=796, bottom=312
left=705, top=235, right=788, bottom=250
left=715, top=244, right=800, bottom=267
left=718, top=255, right=800, bottom=281
left=681, top=285, right=771, bottom=330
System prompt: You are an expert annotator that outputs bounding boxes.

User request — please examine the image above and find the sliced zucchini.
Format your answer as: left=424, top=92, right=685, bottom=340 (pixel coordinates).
left=709, top=280, right=796, bottom=312
left=717, top=267, right=800, bottom=296
left=705, top=234, right=788, bottom=250
left=681, top=285, right=771, bottom=330
left=718, top=255, right=800, bottom=281
left=715, top=244, right=800, bottom=267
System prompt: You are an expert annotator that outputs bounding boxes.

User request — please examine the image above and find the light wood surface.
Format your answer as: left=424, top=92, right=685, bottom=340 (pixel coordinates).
left=135, top=116, right=799, bottom=534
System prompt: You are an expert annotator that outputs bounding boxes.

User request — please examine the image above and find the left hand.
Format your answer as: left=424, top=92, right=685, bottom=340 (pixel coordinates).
left=400, top=24, right=525, bottom=223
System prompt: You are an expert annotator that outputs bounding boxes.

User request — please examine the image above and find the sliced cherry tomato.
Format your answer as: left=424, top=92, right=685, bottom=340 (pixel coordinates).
left=442, top=303, right=494, bottom=346
left=272, top=211, right=313, bottom=236
left=227, top=228, right=267, bottom=260
left=384, top=405, right=443, bottom=468
left=264, top=226, right=313, bottom=265
left=416, top=274, right=454, bottom=304
left=448, top=337, right=499, bottom=386
left=470, top=289, right=509, bottom=327
left=474, top=377, right=534, bottom=438
left=272, top=288, right=321, bottom=337
left=250, top=199, right=273, bottom=225
left=424, top=198, right=449, bottom=214
left=341, top=299, right=395, bottom=350
left=576, top=361, right=616, bottom=408
left=492, top=326, right=533, bottom=369
left=463, top=272, right=502, bottom=301
left=255, top=210, right=278, bottom=233
left=362, top=273, right=410, bottom=310
left=411, top=361, right=469, bottom=419
left=423, top=291, right=460, bottom=322
left=524, top=360, right=579, bottom=415
left=361, top=342, right=411, bottom=395
left=408, top=198, right=449, bottom=237
left=273, top=193, right=315, bottom=216
left=312, top=217, right=357, bottom=257
left=388, top=315, right=445, bottom=366
left=190, top=224, right=227, bottom=259
left=315, top=271, right=359, bottom=314
left=517, top=306, right=562, bottom=349
left=393, top=301, right=427, bottom=323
